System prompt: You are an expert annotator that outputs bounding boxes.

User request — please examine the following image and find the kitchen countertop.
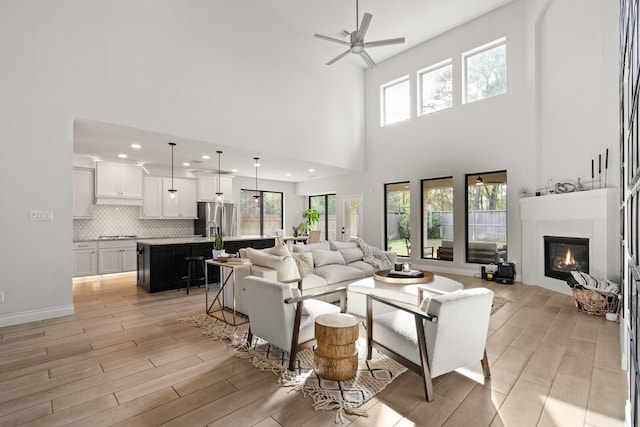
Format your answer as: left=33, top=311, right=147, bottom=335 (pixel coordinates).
left=135, top=235, right=275, bottom=245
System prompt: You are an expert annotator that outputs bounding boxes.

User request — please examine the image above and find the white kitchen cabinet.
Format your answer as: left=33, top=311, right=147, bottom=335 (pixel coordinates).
left=73, top=168, right=94, bottom=218
left=141, top=176, right=163, bottom=218
left=95, top=161, right=143, bottom=204
left=197, top=175, right=233, bottom=202
left=98, top=240, right=137, bottom=274
left=163, top=177, right=197, bottom=218
left=73, top=241, right=98, bottom=277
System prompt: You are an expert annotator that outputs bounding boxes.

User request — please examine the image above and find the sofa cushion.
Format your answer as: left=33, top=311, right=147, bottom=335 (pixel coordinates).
left=347, top=260, right=375, bottom=275
left=329, top=240, right=358, bottom=250
left=291, top=240, right=330, bottom=253
left=300, top=273, right=328, bottom=292
left=312, top=249, right=346, bottom=267
left=314, top=264, right=366, bottom=285
left=245, top=247, right=300, bottom=282
left=292, top=252, right=314, bottom=277
left=339, top=247, right=364, bottom=264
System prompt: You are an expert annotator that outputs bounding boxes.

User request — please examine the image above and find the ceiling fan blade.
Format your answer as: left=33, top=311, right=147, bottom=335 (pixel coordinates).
left=360, top=50, right=376, bottom=68
left=327, top=49, right=351, bottom=65
left=359, top=13, right=372, bottom=39
left=314, top=34, right=351, bottom=46
left=365, top=37, right=406, bottom=48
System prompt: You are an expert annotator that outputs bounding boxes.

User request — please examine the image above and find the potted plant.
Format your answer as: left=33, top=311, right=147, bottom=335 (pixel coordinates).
left=212, top=233, right=224, bottom=260
left=299, top=208, right=320, bottom=235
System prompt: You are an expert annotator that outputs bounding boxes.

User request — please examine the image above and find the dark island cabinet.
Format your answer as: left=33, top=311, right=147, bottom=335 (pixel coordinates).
left=136, top=237, right=275, bottom=293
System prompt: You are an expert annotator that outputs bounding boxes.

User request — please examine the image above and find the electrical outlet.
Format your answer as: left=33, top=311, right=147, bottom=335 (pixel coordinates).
left=29, top=210, right=54, bottom=221
left=0, top=292, right=4, bottom=303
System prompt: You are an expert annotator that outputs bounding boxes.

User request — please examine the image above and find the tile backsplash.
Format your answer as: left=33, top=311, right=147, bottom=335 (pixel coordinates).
left=73, top=205, right=194, bottom=240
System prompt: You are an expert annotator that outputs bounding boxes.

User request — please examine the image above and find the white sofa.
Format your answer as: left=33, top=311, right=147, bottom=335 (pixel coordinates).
left=227, top=240, right=396, bottom=313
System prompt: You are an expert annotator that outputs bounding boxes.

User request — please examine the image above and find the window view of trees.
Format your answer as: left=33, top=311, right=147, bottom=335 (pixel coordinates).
left=240, top=189, right=283, bottom=236
left=465, top=171, right=507, bottom=264
left=422, top=177, right=454, bottom=260
left=381, top=77, right=410, bottom=126
left=419, top=61, right=453, bottom=115
left=385, top=182, right=411, bottom=257
left=464, top=39, right=507, bottom=103
left=309, top=194, right=337, bottom=241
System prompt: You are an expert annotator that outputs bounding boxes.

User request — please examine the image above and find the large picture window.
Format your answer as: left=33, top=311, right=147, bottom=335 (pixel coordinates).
left=421, top=177, right=454, bottom=260
left=418, top=60, right=453, bottom=116
left=309, top=194, right=337, bottom=241
left=465, top=171, right=507, bottom=264
left=385, top=182, right=410, bottom=257
left=240, top=189, right=283, bottom=236
left=381, top=76, right=410, bottom=126
left=463, top=38, right=507, bottom=104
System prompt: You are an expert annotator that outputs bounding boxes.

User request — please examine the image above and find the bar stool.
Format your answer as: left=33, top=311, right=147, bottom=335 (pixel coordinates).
left=179, top=256, right=206, bottom=295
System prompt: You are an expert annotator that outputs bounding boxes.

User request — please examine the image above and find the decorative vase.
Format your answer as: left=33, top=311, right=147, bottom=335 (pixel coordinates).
left=212, top=249, right=223, bottom=260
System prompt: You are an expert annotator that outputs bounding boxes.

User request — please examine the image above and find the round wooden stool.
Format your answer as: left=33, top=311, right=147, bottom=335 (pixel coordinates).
left=313, top=313, right=360, bottom=381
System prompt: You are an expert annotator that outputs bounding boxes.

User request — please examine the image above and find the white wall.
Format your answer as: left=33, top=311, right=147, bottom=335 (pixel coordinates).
left=0, top=0, right=364, bottom=326
left=299, top=0, right=619, bottom=281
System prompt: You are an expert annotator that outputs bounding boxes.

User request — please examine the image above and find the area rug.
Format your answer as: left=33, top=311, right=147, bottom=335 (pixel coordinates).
left=179, top=296, right=508, bottom=423
left=179, top=313, right=406, bottom=423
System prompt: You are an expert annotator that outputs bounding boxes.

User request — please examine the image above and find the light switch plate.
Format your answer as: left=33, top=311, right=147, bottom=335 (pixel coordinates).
left=29, top=210, right=54, bottom=221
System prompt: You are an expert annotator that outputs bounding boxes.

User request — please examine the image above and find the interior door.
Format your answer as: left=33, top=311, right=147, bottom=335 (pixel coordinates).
left=339, top=195, right=363, bottom=242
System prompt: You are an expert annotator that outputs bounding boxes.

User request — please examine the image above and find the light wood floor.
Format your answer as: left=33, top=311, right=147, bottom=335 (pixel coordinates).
left=0, top=272, right=627, bottom=426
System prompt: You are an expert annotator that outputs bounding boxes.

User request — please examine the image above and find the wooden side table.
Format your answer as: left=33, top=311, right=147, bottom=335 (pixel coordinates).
left=313, top=313, right=360, bottom=381
left=205, top=259, right=251, bottom=326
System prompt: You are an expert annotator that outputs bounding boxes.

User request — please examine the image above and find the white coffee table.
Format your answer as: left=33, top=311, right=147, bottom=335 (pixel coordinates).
left=347, top=273, right=463, bottom=317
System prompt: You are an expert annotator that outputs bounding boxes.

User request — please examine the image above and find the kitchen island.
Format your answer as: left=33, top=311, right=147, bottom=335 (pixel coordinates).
left=136, top=236, right=275, bottom=293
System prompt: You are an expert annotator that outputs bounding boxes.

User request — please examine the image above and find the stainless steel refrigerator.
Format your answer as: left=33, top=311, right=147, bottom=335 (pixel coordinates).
left=194, top=202, right=237, bottom=238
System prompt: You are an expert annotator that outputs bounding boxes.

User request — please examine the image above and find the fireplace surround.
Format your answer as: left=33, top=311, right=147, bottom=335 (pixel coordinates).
left=519, top=188, right=617, bottom=295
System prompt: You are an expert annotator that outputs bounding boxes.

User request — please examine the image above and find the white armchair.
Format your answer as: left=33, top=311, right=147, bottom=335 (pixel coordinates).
left=241, top=275, right=347, bottom=371
left=366, top=287, right=494, bottom=401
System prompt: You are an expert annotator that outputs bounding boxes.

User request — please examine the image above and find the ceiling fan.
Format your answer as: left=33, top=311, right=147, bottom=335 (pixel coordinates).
left=314, top=0, right=405, bottom=68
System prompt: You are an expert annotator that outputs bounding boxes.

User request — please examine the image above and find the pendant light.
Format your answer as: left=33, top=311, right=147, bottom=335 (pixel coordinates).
left=475, top=175, right=484, bottom=186
left=168, top=142, right=177, bottom=198
left=216, top=150, right=223, bottom=201
left=253, top=157, right=260, bottom=203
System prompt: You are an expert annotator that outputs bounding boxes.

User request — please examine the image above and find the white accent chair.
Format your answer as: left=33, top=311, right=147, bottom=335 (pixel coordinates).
left=241, top=275, right=347, bottom=371
left=366, top=287, right=494, bottom=401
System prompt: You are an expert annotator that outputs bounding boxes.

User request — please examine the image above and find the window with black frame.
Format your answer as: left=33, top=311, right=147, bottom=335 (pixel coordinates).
left=465, top=171, right=507, bottom=264
left=421, top=177, right=454, bottom=260
left=309, top=194, right=336, bottom=241
left=240, top=189, right=283, bottom=236
left=385, top=182, right=410, bottom=257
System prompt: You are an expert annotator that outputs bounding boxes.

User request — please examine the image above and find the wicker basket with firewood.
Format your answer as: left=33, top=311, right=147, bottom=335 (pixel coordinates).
left=567, top=272, right=620, bottom=316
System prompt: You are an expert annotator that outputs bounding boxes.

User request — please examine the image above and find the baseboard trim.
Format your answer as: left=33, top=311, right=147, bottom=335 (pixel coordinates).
left=0, top=305, right=75, bottom=327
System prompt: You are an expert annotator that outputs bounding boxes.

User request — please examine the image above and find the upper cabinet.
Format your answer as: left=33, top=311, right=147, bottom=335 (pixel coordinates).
left=163, top=177, right=197, bottom=218
left=141, top=176, right=163, bottom=218
left=73, top=167, right=94, bottom=218
left=197, top=175, right=233, bottom=202
left=95, top=161, right=143, bottom=205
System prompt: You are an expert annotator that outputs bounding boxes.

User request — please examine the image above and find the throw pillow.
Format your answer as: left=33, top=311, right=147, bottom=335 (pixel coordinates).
left=291, top=240, right=331, bottom=253
left=292, top=252, right=314, bottom=277
left=245, top=247, right=301, bottom=282
left=264, top=244, right=292, bottom=257
left=312, top=249, right=346, bottom=267
left=339, top=247, right=364, bottom=264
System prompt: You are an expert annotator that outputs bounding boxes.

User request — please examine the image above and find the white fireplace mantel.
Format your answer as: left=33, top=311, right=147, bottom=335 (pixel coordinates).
left=519, top=188, right=618, bottom=295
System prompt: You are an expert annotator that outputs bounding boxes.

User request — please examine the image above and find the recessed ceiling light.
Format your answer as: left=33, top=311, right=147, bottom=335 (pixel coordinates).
left=308, top=168, right=315, bottom=173
left=202, top=155, right=210, bottom=160
left=285, top=172, right=291, bottom=177
left=118, top=153, right=127, bottom=158
left=231, top=168, right=238, bottom=173
left=182, top=162, right=190, bottom=167
left=130, top=143, right=141, bottom=149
